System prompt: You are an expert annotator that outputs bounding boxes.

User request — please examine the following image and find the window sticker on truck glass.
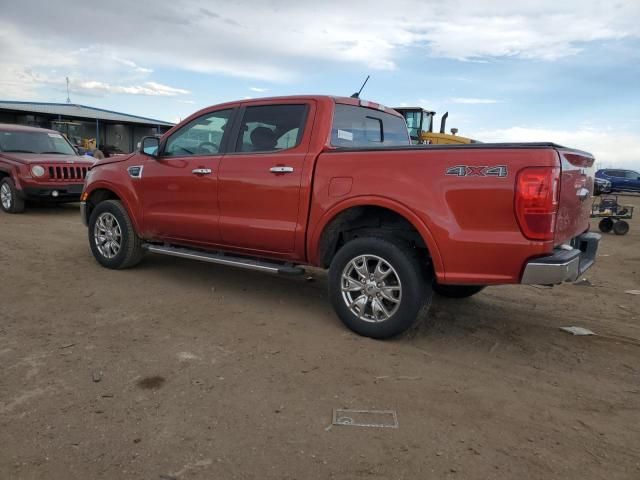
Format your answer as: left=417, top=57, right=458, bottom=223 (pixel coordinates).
left=445, top=165, right=508, bottom=177
left=337, top=129, right=353, bottom=141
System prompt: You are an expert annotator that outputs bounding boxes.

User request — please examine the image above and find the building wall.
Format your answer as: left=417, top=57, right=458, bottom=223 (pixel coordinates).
left=105, top=124, right=132, bottom=153
left=0, top=108, right=171, bottom=154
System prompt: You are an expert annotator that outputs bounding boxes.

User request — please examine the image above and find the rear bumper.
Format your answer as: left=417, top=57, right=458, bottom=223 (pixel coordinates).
left=521, top=232, right=600, bottom=284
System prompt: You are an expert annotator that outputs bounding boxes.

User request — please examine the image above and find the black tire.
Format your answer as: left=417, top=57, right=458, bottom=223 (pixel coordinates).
left=613, top=220, right=629, bottom=236
left=0, top=178, right=26, bottom=214
left=88, top=200, right=144, bottom=269
left=328, top=237, right=432, bottom=339
left=598, top=217, right=614, bottom=233
left=433, top=283, right=485, bottom=298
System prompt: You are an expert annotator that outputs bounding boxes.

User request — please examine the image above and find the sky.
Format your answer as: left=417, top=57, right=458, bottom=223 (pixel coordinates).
left=1, top=0, right=639, bottom=170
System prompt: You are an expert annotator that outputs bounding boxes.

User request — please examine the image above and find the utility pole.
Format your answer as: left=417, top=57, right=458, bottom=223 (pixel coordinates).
left=66, top=77, right=71, bottom=104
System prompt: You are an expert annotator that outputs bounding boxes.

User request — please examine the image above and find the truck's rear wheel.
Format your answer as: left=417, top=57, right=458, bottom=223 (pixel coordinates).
left=0, top=178, right=25, bottom=214
left=328, top=237, right=432, bottom=339
left=88, top=200, right=144, bottom=269
left=433, top=283, right=485, bottom=298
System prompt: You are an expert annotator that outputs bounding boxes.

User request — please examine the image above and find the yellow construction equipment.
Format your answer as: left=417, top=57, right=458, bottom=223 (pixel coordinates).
left=393, top=107, right=478, bottom=145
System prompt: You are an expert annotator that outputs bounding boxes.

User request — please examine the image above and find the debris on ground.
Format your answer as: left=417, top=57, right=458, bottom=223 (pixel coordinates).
left=59, top=343, right=75, bottom=349
left=136, top=376, right=166, bottom=389
left=573, top=278, right=592, bottom=287
left=176, top=351, right=199, bottom=362
left=624, top=290, right=640, bottom=295
left=92, top=371, right=102, bottom=383
left=560, top=326, right=597, bottom=336
left=332, top=409, right=398, bottom=428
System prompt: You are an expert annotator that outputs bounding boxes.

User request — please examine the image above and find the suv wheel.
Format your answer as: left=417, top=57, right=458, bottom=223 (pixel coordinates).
left=88, top=200, right=144, bottom=269
left=328, top=237, right=432, bottom=339
left=0, top=178, right=25, bottom=214
left=433, top=283, right=485, bottom=298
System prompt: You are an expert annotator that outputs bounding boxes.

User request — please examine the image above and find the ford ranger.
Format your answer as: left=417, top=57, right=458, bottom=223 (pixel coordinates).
left=0, top=123, right=94, bottom=213
left=80, top=95, right=600, bottom=338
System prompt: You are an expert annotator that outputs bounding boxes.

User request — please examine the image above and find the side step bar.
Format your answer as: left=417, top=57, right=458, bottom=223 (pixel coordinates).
left=143, top=244, right=305, bottom=276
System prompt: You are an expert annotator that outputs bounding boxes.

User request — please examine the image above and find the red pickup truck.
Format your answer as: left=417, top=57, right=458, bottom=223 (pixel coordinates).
left=0, top=124, right=94, bottom=213
left=80, top=95, right=600, bottom=338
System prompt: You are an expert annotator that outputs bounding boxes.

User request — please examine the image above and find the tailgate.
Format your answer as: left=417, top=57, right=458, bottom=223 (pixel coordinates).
left=555, top=148, right=595, bottom=245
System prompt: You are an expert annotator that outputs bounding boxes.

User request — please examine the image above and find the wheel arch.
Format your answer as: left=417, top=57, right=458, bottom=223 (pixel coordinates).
left=309, top=196, right=444, bottom=278
left=84, top=183, right=142, bottom=235
left=0, top=165, right=20, bottom=187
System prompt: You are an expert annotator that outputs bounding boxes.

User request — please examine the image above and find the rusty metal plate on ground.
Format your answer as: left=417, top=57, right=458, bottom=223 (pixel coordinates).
left=332, top=409, right=398, bottom=428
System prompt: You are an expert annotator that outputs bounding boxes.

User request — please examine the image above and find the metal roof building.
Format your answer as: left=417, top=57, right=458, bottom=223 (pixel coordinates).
left=0, top=101, right=174, bottom=154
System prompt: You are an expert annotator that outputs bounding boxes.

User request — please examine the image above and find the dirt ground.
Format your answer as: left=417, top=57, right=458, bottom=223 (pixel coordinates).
left=1, top=196, right=639, bottom=480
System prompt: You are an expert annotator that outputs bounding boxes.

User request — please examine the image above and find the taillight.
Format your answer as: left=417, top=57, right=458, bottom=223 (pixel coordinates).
left=515, top=167, right=560, bottom=241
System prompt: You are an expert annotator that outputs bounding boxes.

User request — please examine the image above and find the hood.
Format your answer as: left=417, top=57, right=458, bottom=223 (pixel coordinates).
left=92, top=152, right=136, bottom=168
left=0, top=152, right=96, bottom=166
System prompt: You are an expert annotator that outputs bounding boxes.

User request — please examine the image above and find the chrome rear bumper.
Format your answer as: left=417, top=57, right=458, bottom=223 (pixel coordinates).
left=521, top=232, right=601, bottom=285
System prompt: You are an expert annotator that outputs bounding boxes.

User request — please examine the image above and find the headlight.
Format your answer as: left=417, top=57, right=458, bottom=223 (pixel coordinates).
left=31, top=165, right=46, bottom=177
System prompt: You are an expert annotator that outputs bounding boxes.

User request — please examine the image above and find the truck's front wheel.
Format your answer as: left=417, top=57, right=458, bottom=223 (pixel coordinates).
left=328, top=237, right=432, bottom=339
left=88, top=200, right=144, bottom=269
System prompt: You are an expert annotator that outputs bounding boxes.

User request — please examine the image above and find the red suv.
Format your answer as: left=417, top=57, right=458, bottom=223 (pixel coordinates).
left=0, top=124, right=94, bottom=213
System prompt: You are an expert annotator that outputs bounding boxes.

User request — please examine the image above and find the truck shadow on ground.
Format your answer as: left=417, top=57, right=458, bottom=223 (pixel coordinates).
left=133, top=254, right=570, bottom=353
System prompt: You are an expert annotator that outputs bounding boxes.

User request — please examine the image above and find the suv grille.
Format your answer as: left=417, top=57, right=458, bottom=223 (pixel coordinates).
left=48, top=166, right=88, bottom=181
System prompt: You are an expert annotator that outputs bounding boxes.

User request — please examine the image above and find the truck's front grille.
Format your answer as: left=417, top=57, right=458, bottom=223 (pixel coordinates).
left=47, top=166, right=88, bottom=181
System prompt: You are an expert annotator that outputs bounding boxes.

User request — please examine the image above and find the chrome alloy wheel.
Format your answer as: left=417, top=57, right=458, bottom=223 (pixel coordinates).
left=94, top=212, right=123, bottom=259
left=341, top=254, right=402, bottom=323
left=0, top=183, right=12, bottom=209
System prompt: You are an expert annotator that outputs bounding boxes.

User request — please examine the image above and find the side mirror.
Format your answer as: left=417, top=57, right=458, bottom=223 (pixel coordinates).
left=140, top=136, right=159, bottom=157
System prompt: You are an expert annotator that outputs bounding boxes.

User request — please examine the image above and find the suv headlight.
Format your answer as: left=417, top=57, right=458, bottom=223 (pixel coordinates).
left=31, top=165, right=46, bottom=177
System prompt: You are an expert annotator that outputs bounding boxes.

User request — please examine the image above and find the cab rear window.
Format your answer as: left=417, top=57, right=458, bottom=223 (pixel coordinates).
left=331, top=104, right=410, bottom=148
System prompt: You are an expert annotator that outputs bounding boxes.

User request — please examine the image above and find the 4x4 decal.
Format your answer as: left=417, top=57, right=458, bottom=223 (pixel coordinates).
left=445, top=165, right=508, bottom=177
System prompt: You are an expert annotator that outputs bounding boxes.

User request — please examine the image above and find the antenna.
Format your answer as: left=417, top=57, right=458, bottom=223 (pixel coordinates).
left=350, top=75, right=370, bottom=99
left=66, top=77, right=71, bottom=104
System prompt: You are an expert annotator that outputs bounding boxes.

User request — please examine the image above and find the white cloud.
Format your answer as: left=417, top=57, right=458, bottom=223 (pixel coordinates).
left=471, top=126, right=640, bottom=171
left=109, top=56, right=153, bottom=74
left=75, top=81, right=190, bottom=96
left=3, top=0, right=638, bottom=88
left=0, top=21, right=190, bottom=100
left=249, top=87, right=269, bottom=93
left=450, top=98, right=499, bottom=105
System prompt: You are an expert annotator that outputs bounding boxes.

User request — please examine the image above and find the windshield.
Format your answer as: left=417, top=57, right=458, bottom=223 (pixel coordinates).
left=402, top=110, right=423, bottom=139
left=0, top=130, right=77, bottom=155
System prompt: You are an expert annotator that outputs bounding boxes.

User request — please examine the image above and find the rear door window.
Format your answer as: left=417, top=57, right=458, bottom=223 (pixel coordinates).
left=331, top=104, right=410, bottom=148
left=234, top=104, right=308, bottom=153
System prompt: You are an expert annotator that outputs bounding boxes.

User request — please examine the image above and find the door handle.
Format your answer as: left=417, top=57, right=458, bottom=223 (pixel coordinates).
left=270, top=166, right=294, bottom=174
left=192, top=168, right=212, bottom=175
